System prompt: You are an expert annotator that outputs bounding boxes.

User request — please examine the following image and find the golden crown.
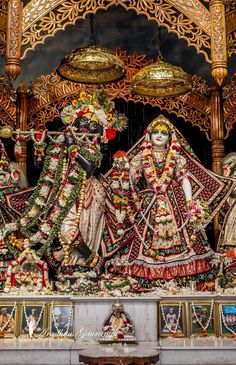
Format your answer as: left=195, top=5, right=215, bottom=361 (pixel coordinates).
left=147, top=115, right=174, bottom=132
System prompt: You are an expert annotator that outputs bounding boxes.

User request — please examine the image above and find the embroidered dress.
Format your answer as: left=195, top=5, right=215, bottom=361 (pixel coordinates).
left=101, top=118, right=234, bottom=283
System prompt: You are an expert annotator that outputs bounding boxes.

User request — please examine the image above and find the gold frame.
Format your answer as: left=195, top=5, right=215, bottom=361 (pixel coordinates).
left=189, top=301, right=217, bottom=338
left=19, top=302, right=47, bottom=338
left=0, top=302, right=19, bottom=338
left=158, top=302, right=186, bottom=338
left=218, top=302, right=236, bottom=338
left=48, top=302, right=74, bottom=338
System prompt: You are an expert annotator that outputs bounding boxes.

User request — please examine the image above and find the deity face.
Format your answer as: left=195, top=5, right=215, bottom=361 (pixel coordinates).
left=151, top=128, right=169, bottom=148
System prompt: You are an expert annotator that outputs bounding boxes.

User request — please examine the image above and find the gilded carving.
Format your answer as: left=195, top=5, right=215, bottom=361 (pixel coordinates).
left=6, top=0, right=23, bottom=81
left=0, top=0, right=7, bottom=56
left=0, top=92, right=17, bottom=127
left=21, top=0, right=211, bottom=62
left=223, top=77, right=236, bottom=139
left=225, top=2, right=236, bottom=58
left=210, top=0, right=227, bottom=85
left=27, top=50, right=210, bottom=138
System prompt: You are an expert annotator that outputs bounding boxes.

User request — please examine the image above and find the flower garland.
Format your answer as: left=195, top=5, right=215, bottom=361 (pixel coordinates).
left=192, top=301, right=214, bottom=336
left=23, top=302, right=45, bottom=335
left=19, top=138, right=66, bottom=237
left=51, top=303, right=73, bottom=337
left=0, top=304, right=16, bottom=332
left=111, top=151, right=130, bottom=236
left=141, top=137, right=180, bottom=193
left=160, top=302, right=182, bottom=337
left=221, top=306, right=236, bottom=337
left=58, top=169, right=87, bottom=266
left=30, top=128, right=47, bottom=163
left=4, top=243, right=51, bottom=293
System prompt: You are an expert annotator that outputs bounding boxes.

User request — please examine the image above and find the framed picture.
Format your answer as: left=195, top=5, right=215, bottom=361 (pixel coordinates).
left=189, top=302, right=216, bottom=337
left=0, top=303, right=18, bottom=338
left=159, top=302, right=186, bottom=337
left=19, top=302, right=47, bottom=338
left=49, top=303, right=74, bottom=337
left=219, top=303, right=236, bottom=337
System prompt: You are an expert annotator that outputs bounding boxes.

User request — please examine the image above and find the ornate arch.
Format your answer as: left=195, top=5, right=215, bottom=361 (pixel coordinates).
left=22, top=0, right=211, bottom=62
left=27, top=50, right=211, bottom=138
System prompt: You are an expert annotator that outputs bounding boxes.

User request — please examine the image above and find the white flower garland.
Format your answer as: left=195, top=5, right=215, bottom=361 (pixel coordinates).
left=192, top=300, right=214, bottom=333
left=221, top=306, right=236, bottom=336
left=51, top=302, right=73, bottom=337
left=0, top=303, right=16, bottom=332
left=160, top=302, right=182, bottom=334
left=23, top=302, right=44, bottom=333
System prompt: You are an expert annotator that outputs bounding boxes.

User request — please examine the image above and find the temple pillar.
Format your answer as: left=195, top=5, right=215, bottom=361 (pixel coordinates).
left=210, top=84, right=225, bottom=244
left=210, top=0, right=227, bottom=86
left=16, top=81, right=27, bottom=175
left=6, top=0, right=23, bottom=81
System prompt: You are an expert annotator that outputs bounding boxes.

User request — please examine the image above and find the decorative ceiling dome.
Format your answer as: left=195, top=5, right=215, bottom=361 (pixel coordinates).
left=131, top=58, right=192, bottom=97
left=56, top=44, right=126, bottom=84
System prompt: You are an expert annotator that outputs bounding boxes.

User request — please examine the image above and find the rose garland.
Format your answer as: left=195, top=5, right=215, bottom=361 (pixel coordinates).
left=160, top=302, right=182, bottom=337
left=0, top=304, right=16, bottom=332
left=192, top=300, right=214, bottom=336
left=51, top=303, right=73, bottom=337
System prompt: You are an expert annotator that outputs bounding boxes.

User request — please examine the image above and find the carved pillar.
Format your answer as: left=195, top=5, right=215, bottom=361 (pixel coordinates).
left=210, top=84, right=225, bottom=243
left=16, top=81, right=27, bottom=174
left=210, top=84, right=224, bottom=174
left=6, top=0, right=23, bottom=81
left=210, top=0, right=227, bottom=86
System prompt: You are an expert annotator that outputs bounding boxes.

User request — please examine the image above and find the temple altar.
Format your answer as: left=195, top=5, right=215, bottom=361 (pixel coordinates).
left=0, top=0, right=236, bottom=364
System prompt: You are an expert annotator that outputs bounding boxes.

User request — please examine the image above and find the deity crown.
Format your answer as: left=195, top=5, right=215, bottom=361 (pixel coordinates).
left=147, top=115, right=174, bottom=133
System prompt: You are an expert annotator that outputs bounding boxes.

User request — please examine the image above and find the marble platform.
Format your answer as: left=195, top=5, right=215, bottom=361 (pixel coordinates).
left=0, top=294, right=236, bottom=364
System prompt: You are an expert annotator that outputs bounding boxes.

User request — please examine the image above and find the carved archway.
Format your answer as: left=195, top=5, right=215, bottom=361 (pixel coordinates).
left=22, top=0, right=211, bottom=62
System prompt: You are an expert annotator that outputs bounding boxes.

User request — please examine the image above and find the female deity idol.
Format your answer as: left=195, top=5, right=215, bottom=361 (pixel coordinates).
left=217, top=152, right=236, bottom=255
left=101, top=115, right=233, bottom=287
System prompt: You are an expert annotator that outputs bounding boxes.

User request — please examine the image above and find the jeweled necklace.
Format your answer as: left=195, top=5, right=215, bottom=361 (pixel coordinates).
left=192, top=300, right=214, bottom=336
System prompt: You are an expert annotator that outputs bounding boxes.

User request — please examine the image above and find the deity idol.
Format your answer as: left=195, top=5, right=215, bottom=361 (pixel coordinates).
left=217, top=153, right=236, bottom=255
left=101, top=115, right=233, bottom=287
left=14, top=91, right=127, bottom=275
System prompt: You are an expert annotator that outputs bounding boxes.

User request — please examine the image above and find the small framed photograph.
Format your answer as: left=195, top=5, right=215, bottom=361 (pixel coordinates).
left=159, top=302, right=186, bottom=337
left=49, top=303, right=74, bottom=337
left=189, top=302, right=216, bottom=337
left=0, top=303, right=18, bottom=338
left=20, top=302, right=47, bottom=338
left=219, top=303, right=236, bottom=337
